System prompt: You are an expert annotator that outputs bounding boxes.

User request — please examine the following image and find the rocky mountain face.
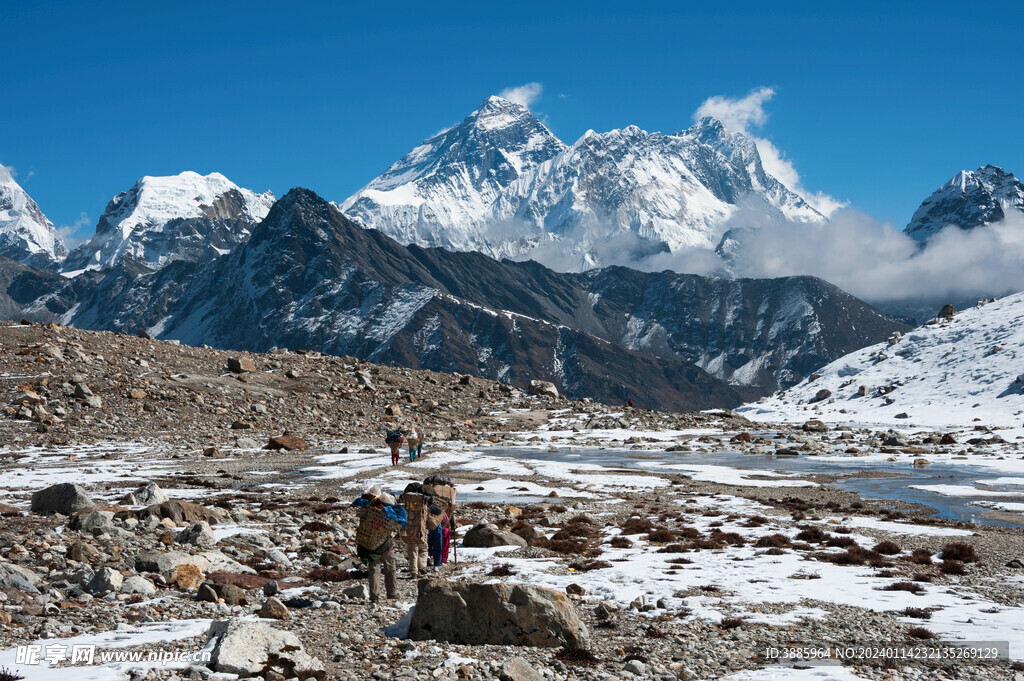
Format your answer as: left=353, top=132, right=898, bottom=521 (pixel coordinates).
left=62, top=171, right=275, bottom=272
left=342, top=97, right=821, bottom=269
left=0, top=164, right=68, bottom=268
left=1, top=188, right=905, bottom=410
left=905, top=165, right=1024, bottom=242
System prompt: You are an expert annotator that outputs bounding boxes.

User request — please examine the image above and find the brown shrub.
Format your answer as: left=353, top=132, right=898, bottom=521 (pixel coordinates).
left=883, top=581, right=925, bottom=594
left=795, top=526, right=828, bottom=543
left=608, top=536, right=633, bottom=548
left=901, top=607, right=931, bottom=619
left=656, top=543, right=689, bottom=554
left=308, top=567, right=357, bottom=582
left=621, top=517, right=654, bottom=535
left=873, top=541, right=902, bottom=555
left=719, top=617, right=744, bottom=630
left=907, top=626, right=936, bottom=640
left=645, top=528, right=678, bottom=543
left=940, top=560, right=966, bottom=575
left=555, top=648, right=600, bottom=665
left=940, top=542, right=978, bottom=562
left=531, top=538, right=588, bottom=555
left=708, top=530, right=747, bottom=546
left=755, top=534, right=791, bottom=548
left=510, top=521, right=537, bottom=541
left=487, top=563, right=517, bottom=577
left=908, top=548, right=933, bottom=565
left=300, top=521, right=333, bottom=533
left=553, top=523, right=599, bottom=540
left=568, top=560, right=613, bottom=572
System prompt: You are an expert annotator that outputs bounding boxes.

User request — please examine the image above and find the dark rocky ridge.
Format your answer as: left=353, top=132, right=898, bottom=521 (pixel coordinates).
left=0, top=188, right=907, bottom=411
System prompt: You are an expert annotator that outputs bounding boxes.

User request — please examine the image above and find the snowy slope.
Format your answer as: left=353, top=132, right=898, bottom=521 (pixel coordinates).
left=738, top=294, right=1024, bottom=429
left=0, top=163, right=67, bottom=267
left=341, top=98, right=822, bottom=269
left=905, top=165, right=1024, bottom=242
left=63, top=171, right=274, bottom=271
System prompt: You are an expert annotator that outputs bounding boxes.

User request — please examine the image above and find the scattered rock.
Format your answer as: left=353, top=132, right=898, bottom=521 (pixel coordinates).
left=86, top=566, right=124, bottom=595
left=177, top=521, right=217, bottom=547
left=500, top=658, right=544, bottom=681
left=802, top=420, right=828, bottom=433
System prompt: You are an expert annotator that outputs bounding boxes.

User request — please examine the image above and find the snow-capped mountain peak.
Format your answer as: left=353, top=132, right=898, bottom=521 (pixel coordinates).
left=905, top=165, right=1024, bottom=242
left=340, top=101, right=823, bottom=269
left=0, top=162, right=67, bottom=267
left=63, top=170, right=275, bottom=272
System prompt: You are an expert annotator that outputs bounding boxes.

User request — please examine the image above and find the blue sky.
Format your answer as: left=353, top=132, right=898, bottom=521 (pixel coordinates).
left=2, top=0, right=1022, bottom=242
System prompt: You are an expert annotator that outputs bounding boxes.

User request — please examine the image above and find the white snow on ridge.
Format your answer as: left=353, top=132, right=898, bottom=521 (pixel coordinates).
left=738, top=293, right=1024, bottom=430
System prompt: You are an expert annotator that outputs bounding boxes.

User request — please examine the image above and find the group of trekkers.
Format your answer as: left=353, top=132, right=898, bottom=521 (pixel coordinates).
left=385, top=427, right=424, bottom=466
left=351, top=457, right=456, bottom=603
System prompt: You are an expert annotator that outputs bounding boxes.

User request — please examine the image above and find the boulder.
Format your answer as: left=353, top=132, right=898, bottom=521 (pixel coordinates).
left=120, top=576, right=157, bottom=595
left=342, top=583, right=369, bottom=600
left=408, top=580, right=589, bottom=648
left=937, top=304, right=958, bottom=320
left=227, top=357, right=256, bottom=373
left=0, top=562, right=40, bottom=592
left=266, top=434, right=309, bottom=451
left=206, top=619, right=323, bottom=677
left=86, top=567, right=124, bottom=595
left=177, top=521, right=217, bottom=547
left=142, top=500, right=224, bottom=525
left=71, top=510, right=115, bottom=536
left=809, top=389, right=832, bottom=403
left=31, top=483, right=94, bottom=515
left=385, top=404, right=403, bottom=417
left=135, top=549, right=254, bottom=576
left=501, top=658, right=544, bottom=681
left=462, top=522, right=528, bottom=548
left=528, top=380, right=559, bottom=399
left=259, top=597, right=290, bottom=620
left=802, top=420, right=828, bottom=433
left=120, top=482, right=168, bottom=506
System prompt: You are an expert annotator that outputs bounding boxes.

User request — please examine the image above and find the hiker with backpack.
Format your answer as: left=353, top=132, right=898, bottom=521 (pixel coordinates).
left=385, top=430, right=403, bottom=466
left=352, top=485, right=407, bottom=603
left=425, top=502, right=448, bottom=568
left=406, top=428, right=423, bottom=462
left=398, top=483, right=428, bottom=577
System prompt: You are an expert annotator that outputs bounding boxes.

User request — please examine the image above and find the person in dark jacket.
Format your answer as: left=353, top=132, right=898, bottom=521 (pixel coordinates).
left=352, top=485, right=407, bottom=603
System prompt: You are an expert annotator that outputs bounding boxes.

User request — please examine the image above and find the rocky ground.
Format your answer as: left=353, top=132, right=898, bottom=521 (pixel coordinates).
left=2, top=321, right=1024, bottom=681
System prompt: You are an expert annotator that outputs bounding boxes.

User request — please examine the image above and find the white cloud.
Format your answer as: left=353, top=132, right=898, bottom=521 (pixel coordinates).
left=56, top=212, right=92, bottom=249
left=635, top=207, right=1024, bottom=309
left=498, top=82, right=543, bottom=109
left=693, top=88, right=847, bottom=218
left=0, top=163, right=15, bottom=183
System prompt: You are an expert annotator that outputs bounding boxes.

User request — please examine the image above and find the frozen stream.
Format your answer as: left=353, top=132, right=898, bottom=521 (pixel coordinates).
left=483, top=446, right=1024, bottom=528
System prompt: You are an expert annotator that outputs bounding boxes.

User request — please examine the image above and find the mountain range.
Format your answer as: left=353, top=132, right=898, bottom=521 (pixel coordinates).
left=0, top=187, right=906, bottom=410
left=341, top=96, right=822, bottom=269
left=2, top=100, right=1021, bottom=411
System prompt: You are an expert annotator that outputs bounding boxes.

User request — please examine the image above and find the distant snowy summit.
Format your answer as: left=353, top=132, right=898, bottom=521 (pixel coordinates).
left=0, top=163, right=67, bottom=268
left=905, top=165, right=1024, bottom=243
left=63, top=171, right=275, bottom=272
left=341, top=96, right=822, bottom=269
left=739, top=294, right=1024, bottom=429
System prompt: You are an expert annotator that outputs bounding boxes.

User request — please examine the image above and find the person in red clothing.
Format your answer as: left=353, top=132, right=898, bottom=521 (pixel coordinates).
left=626, top=397, right=634, bottom=408
left=385, top=430, right=403, bottom=465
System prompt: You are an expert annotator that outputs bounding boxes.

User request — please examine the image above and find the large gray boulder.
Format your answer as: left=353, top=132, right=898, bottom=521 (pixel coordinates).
left=462, top=522, right=528, bottom=548
left=71, top=510, right=115, bottom=536
left=86, top=566, right=123, bottom=595
left=0, top=562, right=40, bottom=592
left=31, top=483, right=94, bottom=515
left=206, top=619, right=323, bottom=677
left=176, top=521, right=216, bottom=547
left=134, top=550, right=254, bottom=575
left=120, top=482, right=168, bottom=506
left=408, top=580, right=589, bottom=647
left=527, top=380, right=559, bottom=399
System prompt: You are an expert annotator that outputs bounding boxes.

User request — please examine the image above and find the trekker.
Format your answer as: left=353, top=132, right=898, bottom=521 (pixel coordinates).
left=399, top=483, right=428, bottom=577
left=426, top=503, right=448, bottom=568
left=352, top=485, right=407, bottom=603
left=385, top=430, right=403, bottom=466
left=406, top=428, right=423, bottom=461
